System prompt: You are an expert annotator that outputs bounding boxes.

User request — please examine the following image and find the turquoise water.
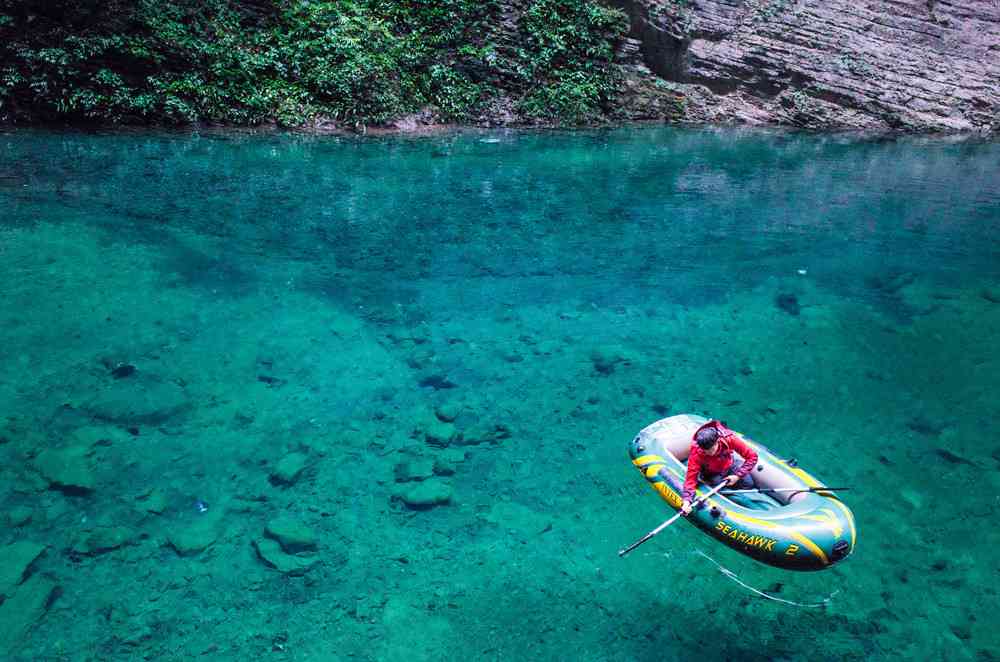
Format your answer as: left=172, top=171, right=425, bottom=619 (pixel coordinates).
left=1, top=126, right=998, bottom=661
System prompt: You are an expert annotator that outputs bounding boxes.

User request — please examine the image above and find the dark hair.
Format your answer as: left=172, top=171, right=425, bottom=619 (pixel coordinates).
left=695, top=427, right=719, bottom=449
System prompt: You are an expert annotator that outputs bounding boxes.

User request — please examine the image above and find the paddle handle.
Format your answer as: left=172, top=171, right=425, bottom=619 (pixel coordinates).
left=618, top=481, right=729, bottom=558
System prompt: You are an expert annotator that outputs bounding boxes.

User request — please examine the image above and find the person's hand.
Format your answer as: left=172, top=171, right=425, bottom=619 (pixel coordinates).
left=723, top=474, right=740, bottom=487
left=680, top=500, right=692, bottom=516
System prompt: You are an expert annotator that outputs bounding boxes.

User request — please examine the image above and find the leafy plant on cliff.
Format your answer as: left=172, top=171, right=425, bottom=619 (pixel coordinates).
left=0, top=0, right=633, bottom=127
left=514, top=0, right=627, bottom=123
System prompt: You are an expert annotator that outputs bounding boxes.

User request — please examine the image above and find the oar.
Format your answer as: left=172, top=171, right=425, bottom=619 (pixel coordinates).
left=720, top=486, right=850, bottom=495
left=618, top=481, right=729, bottom=558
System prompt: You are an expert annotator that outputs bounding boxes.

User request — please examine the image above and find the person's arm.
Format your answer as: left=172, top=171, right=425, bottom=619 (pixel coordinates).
left=727, top=436, right=759, bottom=477
left=682, top=446, right=701, bottom=503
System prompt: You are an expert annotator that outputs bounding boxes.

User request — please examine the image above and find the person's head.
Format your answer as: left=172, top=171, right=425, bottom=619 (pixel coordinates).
left=695, top=427, right=720, bottom=453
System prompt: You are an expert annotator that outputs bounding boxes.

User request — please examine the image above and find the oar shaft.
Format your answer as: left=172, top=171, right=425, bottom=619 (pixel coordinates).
left=618, top=481, right=728, bottom=558
left=721, top=486, right=850, bottom=494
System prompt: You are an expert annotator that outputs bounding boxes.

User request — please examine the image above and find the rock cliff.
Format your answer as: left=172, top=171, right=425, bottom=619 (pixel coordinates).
left=609, top=0, right=1000, bottom=131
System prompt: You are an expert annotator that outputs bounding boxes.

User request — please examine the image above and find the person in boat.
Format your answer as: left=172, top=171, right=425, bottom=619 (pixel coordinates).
left=680, top=420, right=758, bottom=516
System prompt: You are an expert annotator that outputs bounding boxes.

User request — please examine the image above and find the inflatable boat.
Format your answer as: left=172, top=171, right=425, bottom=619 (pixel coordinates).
left=629, top=415, right=856, bottom=571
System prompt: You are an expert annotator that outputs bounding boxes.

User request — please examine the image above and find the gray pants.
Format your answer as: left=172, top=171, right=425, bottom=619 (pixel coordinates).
left=702, top=457, right=755, bottom=490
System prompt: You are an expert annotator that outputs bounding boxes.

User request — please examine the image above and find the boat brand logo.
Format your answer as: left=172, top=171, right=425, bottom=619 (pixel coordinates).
left=715, top=520, right=777, bottom=552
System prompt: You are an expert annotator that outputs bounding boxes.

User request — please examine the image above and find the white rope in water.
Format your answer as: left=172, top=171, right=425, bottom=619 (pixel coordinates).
left=694, top=550, right=839, bottom=609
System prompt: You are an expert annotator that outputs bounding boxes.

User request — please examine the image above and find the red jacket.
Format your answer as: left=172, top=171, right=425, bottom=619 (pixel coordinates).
left=682, top=421, right=758, bottom=501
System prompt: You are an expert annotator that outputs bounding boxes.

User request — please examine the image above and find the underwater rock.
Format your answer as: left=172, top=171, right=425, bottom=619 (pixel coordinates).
left=949, top=626, right=972, bottom=643
left=134, top=488, right=167, bottom=514
left=0, top=541, right=46, bottom=598
left=900, top=489, right=924, bottom=510
left=399, top=478, right=453, bottom=510
left=498, top=349, right=525, bottom=363
left=418, top=373, right=457, bottom=390
left=264, top=518, right=317, bottom=554
left=422, top=418, right=457, bottom=448
left=379, top=429, right=420, bottom=457
left=405, top=347, right=435, bottom=369
left=764, top=401, right=789, bottom=415
left=6, top=507, right=33, bottom=528
left=906, top=415, right=948, bottom=437
left=866, top=272, right=915, bottom=294
left=0, top=574, right=59, bottom=645
left=270, top=452, right=309, bottom=486
left=253, top=538, right=318, bottom=576
left=69, top=526, right=134, bottom=556
left=590, top=347, right=631, bottom=375
left=394, top=458, right=435, bottom=483
left=434, top=401, right=462, bottom=423
left=69, top=425, right=132, bottom=448
left=775, top=293, right=801, bottom=316
left=33, top=446, right=95, bottom=494
left=454, top=422, right=510, bottom=446
left=84, top=375, right=190, bottom=424
left=532, top=339, right=561, bottom=356
left=650, top=402, right=670, bottom=416
left=257, top=374, right=286, bottom=388
left=934, top=448, right=975, bottom=466
left=110, top=364, right=137, bottom=379
left=167, top=518, right=219, bottom=557
left=433, top=449, right=467, bottom=476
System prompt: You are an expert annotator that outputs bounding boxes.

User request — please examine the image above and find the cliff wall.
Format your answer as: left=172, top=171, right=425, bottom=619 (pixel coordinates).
left=1, top=0, right=996, bottom=132
left=610, top=0, right=999, bottom=131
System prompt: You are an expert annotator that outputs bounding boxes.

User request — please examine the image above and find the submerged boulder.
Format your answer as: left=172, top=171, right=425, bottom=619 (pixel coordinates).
left=84, top=375, right=190, bottom=425
left=0, top=541, right=46, bottom=598
left=454, top=422, right=510, bottom=446
left=253, top=538, right=318, bottom=575
left=264, top=518, right=317, bottom=554
left=394, top=458, right=435, bottom=483
left=167, top=514, right=221, bottom=557
left=270, top=452, right=309, bottom=486
left=134, top=488, right=168, bottom=515
left=434, top=401, right=462, bottom=422
left=423, top=419, right=457, bottom=448
left=775, top=292, right=801, bottom=316
left=432, top=449, right=467, bottom=476
left=70, top=527, right=134, bottom=556
left=69, top=425, right=132, bottom=448
left=0, top=574, right=59, bottom=645
left=34, top=446, right=95, bottom=494
left=398, top=478, right=453, bottom=510
left=6, top=507, right=33, bottom=528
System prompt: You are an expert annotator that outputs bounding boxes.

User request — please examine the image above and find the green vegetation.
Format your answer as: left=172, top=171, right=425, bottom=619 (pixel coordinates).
left=0, top=0, right=645, bottom=128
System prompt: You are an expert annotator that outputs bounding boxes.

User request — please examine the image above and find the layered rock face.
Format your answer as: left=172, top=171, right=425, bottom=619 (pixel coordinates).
left=610, top=0, right=1000, bottom=131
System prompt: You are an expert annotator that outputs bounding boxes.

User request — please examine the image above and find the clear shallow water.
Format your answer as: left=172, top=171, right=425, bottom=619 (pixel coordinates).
left=1, top=127, right=998, bottom=661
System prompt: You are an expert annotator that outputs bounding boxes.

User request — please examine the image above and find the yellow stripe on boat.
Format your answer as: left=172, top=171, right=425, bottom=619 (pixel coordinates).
left=653, top=482, right=684, bottom=509
left=632, top=454, right=666, bottom=467
left=786, top=464, right=857, bottom=548
left=644, top=465, right=666, bottom=479
left=727, top=511, right=830, bottom=566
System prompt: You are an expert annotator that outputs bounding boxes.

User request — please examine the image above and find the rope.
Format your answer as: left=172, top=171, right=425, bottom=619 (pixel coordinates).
left=694, top=550, right=839, bottom=609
